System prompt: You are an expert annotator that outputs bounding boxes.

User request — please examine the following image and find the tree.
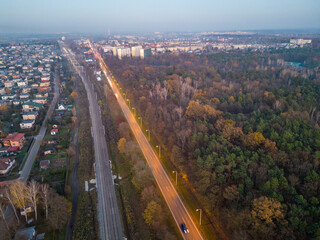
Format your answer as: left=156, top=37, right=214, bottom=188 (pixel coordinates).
left=243, top=132, right=266, bottom=149
left=251, top=196, right=285, bottom=226
left=9, top=181, right=29, bottom=222
left=4, top=188, right=19, bottom=224
left=26, top=180, right=40, bottom=221
left=117, top=138, right=127, bottom=154
left=0, top=199, right=9, bottom=230
left=223, top=185, right=239, bottom=201
left=143, top=200, right=162, bottom=226
left=40, top=184, right=49, bottom=220
left=70, top=90, right=79, bottom=99
left=48, top=190, right=70, bottom=230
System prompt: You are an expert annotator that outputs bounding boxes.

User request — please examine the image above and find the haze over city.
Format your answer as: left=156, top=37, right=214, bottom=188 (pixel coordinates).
left=0, top=0, right=320, bottom=33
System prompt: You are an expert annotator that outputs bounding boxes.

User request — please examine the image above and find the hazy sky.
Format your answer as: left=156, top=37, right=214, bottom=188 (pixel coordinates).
left=0, top=0, right=319, bottom=33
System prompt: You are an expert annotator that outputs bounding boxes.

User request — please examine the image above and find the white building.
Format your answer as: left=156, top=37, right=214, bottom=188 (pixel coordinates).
left=117, top=48, right=131, bottom=59
left=131, top=46, right=142, bottom=57
left=20, top=119, right=35, bottom=129
left=290, top=39, right=312, bottom=45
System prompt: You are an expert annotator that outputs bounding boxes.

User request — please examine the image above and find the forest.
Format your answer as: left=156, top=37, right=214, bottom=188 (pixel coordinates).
left=103, top=47, right=320, bottom=239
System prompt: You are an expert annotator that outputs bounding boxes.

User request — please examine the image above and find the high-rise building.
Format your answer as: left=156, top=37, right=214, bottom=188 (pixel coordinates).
left=131, top=46, right=142, bottom=57
left=117, top=48, right=131, bottom=59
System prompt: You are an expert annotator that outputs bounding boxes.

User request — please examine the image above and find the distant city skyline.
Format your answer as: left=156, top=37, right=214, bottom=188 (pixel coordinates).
left=0, top=0, right=319, bottom=34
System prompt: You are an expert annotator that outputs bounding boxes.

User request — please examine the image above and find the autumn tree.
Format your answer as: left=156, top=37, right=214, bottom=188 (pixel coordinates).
left=40, top=184, right=49, bottom=220
left=26, top=180, right=40, bottom=221
left=4, top=188, right=19, bottom=224
left=243, top=132, right=266, bottom=149
left=48, top=189, right=70, bottom=230
left=0, top=199, right=9, bottom=230
left=251, top=196, right=285, bottom=226
left=143, top=200, right=162, bottom=226
left=9, top=181, right=29, bottom=222
left=117, top=138, right=127, bottom=154
left=70, top=90, right=79, bottom=99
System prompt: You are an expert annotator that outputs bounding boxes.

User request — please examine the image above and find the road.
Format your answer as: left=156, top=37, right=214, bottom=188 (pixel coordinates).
left=62, top=43, right=124, bottom=240
left=19, top=69, right=60, bottom=181
left=89, top=41, right=204, bottom=240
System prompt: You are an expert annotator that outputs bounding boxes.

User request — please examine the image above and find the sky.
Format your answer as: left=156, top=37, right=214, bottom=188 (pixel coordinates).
left=0, top=0, right=319, bottom=34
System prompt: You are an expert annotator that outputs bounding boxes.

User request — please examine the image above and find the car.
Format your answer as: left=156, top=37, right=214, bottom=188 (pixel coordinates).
left=180, top=222, right=189, bottom=234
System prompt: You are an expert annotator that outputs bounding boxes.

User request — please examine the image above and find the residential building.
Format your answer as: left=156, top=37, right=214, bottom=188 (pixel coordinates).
left=0, top=157, right=16, bottom=175
left=20, top=119, right=35, bottom=129
left=22, top=111, right=38, bottom=120
left=2, top=132, right=25, bottom=149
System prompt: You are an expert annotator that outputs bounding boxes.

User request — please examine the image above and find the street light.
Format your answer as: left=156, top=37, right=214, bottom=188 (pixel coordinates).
left=126, top=99, right=130, bottom=108
left=132, top=107, right=136, bottom=115
left=172, top=170, right=178, bottom=185
left=138, top=117, right=142, bottom=126
left=196, top=209, right=202, bottom=225
left=156, top=145, right=161, bottom=157
left=146, top=129, right=150, bottom=141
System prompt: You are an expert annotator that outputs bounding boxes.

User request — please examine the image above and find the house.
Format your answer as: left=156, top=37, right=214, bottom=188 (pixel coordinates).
left=17, top=81, right=27, bottom=87
left=0, top=147, right=9, bottom=156
left=43, top=147, right=54, bottom=155
left=4, top=81, right=14, bottom=88
left=8, top=146, right=20, bottom=154
left=21, top=86, right=32, bottom=93
left=2, top=132, right=25, bottom=149
left=20, top=93, right=30, bottom=99
left=40, top=160, right=50, bottom=170
left=14, top=226, right=36, bottom=240
left=39, top=81, right=50, bottom=87
left=20, top=119, right=35, bottom=129
left=52, top=124, right=59, bottom=129
left=50, top=129, right=59, bottom=135
left=0, top=157, right=16, bottom=175
left=57, top=104, right=67, bottom=111
left=22, top=111, right=38, bottom=120
left=47, top=138, right=58, bottom=145
left=32, top=97, right=47, bottom=104
left=22, top=102, right=43, bottom=111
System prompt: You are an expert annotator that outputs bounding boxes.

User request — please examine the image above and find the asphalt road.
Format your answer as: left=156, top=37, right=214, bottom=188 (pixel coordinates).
left=19, top=70, right=60, bottom=181
left=89, top=41, right=204, bottom=240
left=63, top=44, right=124, bottom=240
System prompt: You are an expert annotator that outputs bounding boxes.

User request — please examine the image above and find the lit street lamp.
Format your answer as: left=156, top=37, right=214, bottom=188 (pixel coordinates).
left=196, top=208, right=202, bottom=225
left=132, top=107, right=136, bottom=115
left=146, top=129, right=150, bottom=141
left=156, top=145, right=161, bottom=157
left=138, top=117, right=142, bottom=126
left=172, top=170, right=177, bottom=185
left=126, top=99, right=130, bottom=108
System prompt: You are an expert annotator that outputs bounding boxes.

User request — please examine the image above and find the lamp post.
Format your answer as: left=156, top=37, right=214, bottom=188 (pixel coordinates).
left=196, top=209, right=202, bottom=225
left=132, top=107, right=136, bottom=115
left=126, top=99, right=130, bottom=108
left=156, top=145, right=161, bottom=157
left=146, top=129, right=150, bottom=141
left=138, top=117, right=142, bottom=126
left=172, top=170, right=177, bottom=185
